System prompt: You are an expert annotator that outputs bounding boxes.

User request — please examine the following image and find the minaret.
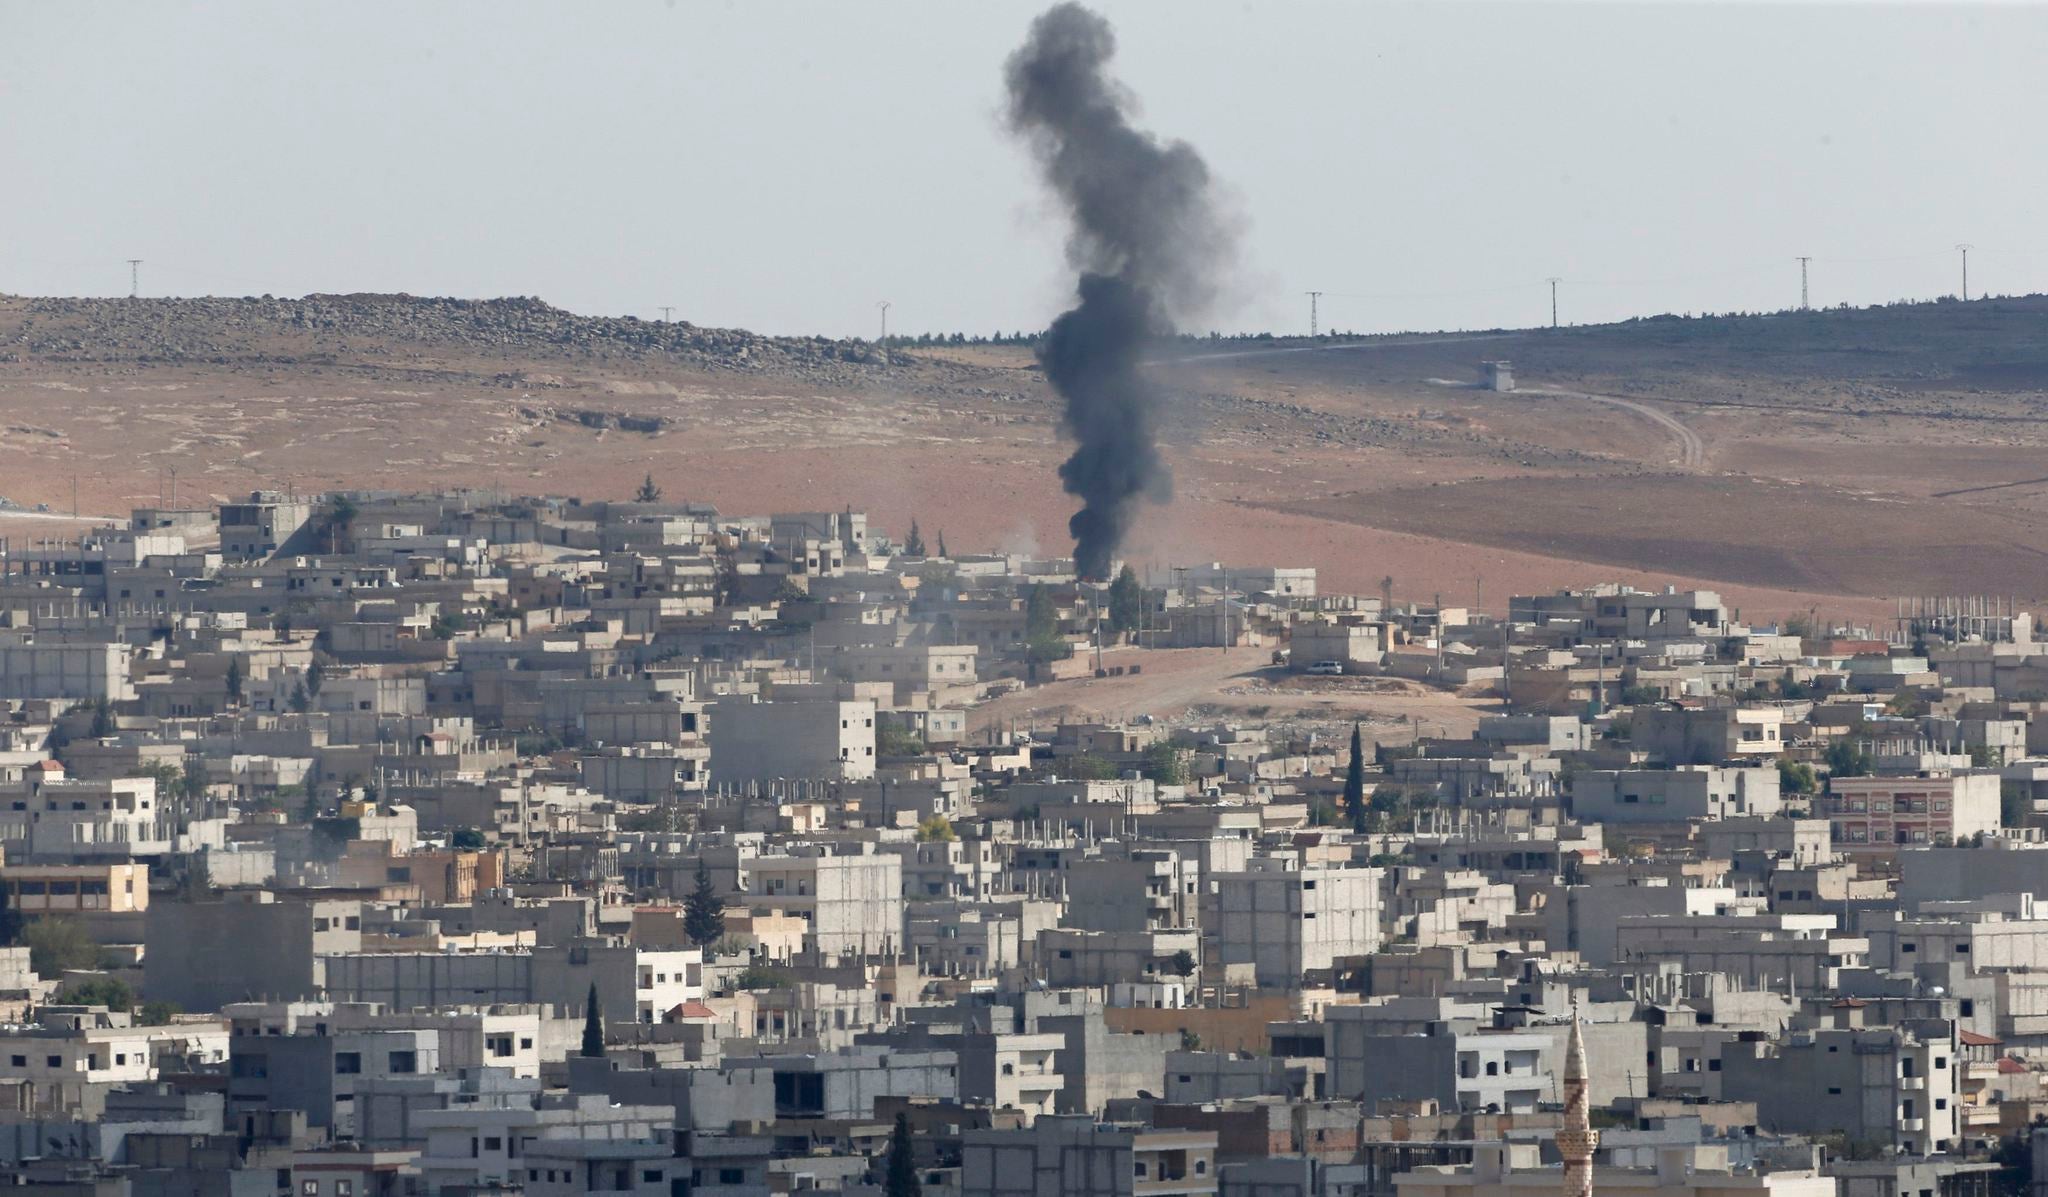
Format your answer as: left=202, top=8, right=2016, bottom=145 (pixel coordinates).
left=1556, top=1011, right=1598, bottom=1197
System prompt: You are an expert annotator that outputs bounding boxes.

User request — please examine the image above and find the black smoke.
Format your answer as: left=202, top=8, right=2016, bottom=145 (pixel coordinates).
left=1005, top=2, right=1233, bottom=579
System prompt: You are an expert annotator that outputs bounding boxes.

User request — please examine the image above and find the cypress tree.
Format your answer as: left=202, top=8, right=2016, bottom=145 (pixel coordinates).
left=683, top=860, right=724, bottom=949
left=580, top=982, right=604, bottom=1057
left=1343, top=723, right=1367, bottom=833
left=885, top=1111, right=921, bottom=1197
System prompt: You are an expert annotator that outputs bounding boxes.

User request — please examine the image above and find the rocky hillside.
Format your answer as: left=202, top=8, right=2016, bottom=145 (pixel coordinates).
left=0, top=293, right=904, bottom=379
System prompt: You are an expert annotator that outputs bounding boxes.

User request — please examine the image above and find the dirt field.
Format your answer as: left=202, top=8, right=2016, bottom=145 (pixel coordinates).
left=968, top=646, right=1493, bottom=748
left=3, top=292, right=2044, bottom=628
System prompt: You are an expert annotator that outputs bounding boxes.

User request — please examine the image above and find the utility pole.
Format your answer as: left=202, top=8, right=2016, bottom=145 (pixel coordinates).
left=875, top=300, right=891, bottom=344
left=1956, top=244, right=1974, bottom=301
left=657, top=306, right=674, bottom=322
left=1305, top=290, right=1322, bottom=337
left=1796, top=257, right=1811, bottom=310
left=126, top=260, right=142, bottom=299
left=1546, top=278, right=1561, bottom=329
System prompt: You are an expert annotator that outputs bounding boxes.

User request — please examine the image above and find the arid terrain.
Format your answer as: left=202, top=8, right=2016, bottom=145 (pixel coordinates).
left=6, top=292, right=2048, bottom=627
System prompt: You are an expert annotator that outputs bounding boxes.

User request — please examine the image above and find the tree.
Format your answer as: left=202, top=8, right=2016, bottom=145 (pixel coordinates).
left=224, top=657, right=243, bottom=703
left=450, top=827, right=487, bottom=851
left=634, top=473, right=663, bottom=503
left=683, top=861, right=725, bottom=949
left=1141, top=742, right=1189, bottom=787
left=915, top=815, right=956, bottom=843
left=580, top=982, right=605, bottom=1057
left=1025, top=584, right=1058, bottom=641
left=326, top=494, right=358, bottom=553
left=1826, top=738, right=1873, bottom=779
left=1168, top=949, right=1196, bottom=977
left=885, top=1111, right=922, bottom=1197
left=1777, top=757, right=1818, bottom=795
left=137, top=1000, right=179, bottom=1026
left=306, top=657, right=327, bottom=697
left=1380, top=575, right=1395, bottom=610
left=936, top=529, right=948, bottom=559
left=903, top=519, right=926, bottom=558
left=1024, top=583, right=1069, bottom=662
left=24, top=919, right=101, bottom=978
left=289, top=681, right=310, bottom=713
left=1057, top=754, right=1118, bottom=781
left=1107, top=565, right=1143, bottom=634
left=89, top=700, right=114, bottom=739
left=57, top=976, right=133, bottom=1013
left=1343, top=723, right=1368, bottom=833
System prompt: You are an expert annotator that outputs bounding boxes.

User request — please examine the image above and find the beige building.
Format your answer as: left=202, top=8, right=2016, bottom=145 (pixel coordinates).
left=1396, top=1144, right=1834, bottom=1197
left=0, top=862, right=147, bottom=916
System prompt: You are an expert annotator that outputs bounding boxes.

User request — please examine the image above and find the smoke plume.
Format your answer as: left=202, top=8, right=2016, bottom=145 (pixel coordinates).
left=1004, top=2, right=1234, bottom=579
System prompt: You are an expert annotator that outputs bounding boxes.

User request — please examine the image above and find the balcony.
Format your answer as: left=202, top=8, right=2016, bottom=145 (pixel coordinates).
left=1899, top=1076, right=1926, bottom=1091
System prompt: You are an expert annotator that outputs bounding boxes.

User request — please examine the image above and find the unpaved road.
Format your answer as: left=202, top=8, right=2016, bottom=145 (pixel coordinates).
left=970, top=646, right=1493, bottom=746
left=1521, top=386, right=1704, bottom=468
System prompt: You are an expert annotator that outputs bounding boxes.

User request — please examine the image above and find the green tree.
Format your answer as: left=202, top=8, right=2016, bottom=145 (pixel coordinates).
left=879, top=724, right=929, bottom=758
left=1141, top=742, right=1189, bottom=787
left=289, top=681, right=310, bottom=713
left=903, top=519, right=926, bottom=558
left=1024, top=583, right=1070, bottom=662
left=580, top=982, right=605, bottom=1057
left=224, top=657, right=243, bottom=703
left=916, top=815, right=956, bottom=843
left=683, top=861, right=725, bottom=949
left=57, top=976, right=133, bottom=1013
left=89, top=700, right=115, bottom=739
left=1826, top=738, right=1873, bottom=779
left=885, top=1111, right=922, bottom=1197
left=1107, top=564, right=1143, bottom=634
left=306, top=657, right=327, bottom=697
left=1168, top=949, right=1196, bottom=977
left=137, top=1000, right=179, bottom=1026
left=1776, top=757, right=1818, bottom=795
left=24, top=919, right=101, bottom=978
left=450, top=827, right=487, bottom=850
left=634, top=473, right=663, bottom=502
left=1025, top=584, right=1057, bottom=641
left=936, top=529, right=948, bottom=559
left=1058, top=754, right=1118, bottom=781
left=1343, top=723, right=1368, bottom=833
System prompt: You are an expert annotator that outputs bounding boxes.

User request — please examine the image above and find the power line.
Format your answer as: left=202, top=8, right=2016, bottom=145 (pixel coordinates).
left=657, top=306, right=674, bottom=322
left=1546, top=278, right=1561, bottom=329
left=125, top=259, right=142, bottom=299
left=1304, top=290, right=1322, bottom=337
left=1796, top=257, right=1812, bottom=310
left=875, top=300, right=891, bottom=343
left=1956, top=244, right=1974, bottom=301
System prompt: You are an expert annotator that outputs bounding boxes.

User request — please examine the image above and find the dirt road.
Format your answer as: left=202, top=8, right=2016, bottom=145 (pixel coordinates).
left=1521, top=386, right=1704, bottom=468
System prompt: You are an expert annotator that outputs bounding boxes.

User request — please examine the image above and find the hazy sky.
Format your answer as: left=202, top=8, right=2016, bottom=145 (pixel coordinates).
left=5, top=1, right=2045, bottom=339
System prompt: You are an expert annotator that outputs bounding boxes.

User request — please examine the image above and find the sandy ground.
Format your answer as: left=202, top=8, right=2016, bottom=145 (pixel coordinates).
left=969, top=646, right=1495, bottom=748
left=2, top=296, right=2041, bottom=632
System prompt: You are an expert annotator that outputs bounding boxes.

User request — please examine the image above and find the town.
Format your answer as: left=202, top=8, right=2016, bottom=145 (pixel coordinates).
left=0, top=486, right=2038, bottom=1197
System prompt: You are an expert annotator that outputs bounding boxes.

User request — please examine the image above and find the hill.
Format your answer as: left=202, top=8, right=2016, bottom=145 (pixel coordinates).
left=5, top=291, right=2047, bottom=624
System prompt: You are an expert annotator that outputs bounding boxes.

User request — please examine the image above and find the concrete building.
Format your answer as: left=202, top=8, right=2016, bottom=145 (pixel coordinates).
left=1210, top=862, right=1384, bottom=988
left=1630, top=706, right=1784, bottom=765
left=0, top=643, right=132, bottom=702
left=710, top=697, right=877, bottom=783
left=1820, top=774, right=2002, bottom=848
left=745, top=845, right=903, bottom=957
left=1720, top=1016, right=1959, bottom=1155
left=1572, top=766, right=1781, bottom=825
left=963, top=1115, right=1219, bottom=1197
